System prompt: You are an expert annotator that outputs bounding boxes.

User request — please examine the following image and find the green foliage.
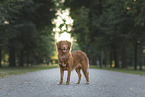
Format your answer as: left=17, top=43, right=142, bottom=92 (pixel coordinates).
left=71, top=40, right=81, bottom=51
left=0, top=65, right=58, bottom=78
left=64, top=0, right=145, bottom=68
left=0, top=0, right=56, bottom=67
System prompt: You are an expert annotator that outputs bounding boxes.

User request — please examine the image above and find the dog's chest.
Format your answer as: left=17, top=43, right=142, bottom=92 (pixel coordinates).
left=59, top=55, right=69, bottom=70
left=62, top=63, right=68, bottom=70
left=59, top=55, right=69, bottom=63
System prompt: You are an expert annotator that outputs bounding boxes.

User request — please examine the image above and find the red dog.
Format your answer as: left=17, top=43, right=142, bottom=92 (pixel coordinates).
left=56, top=40, right=89, bottom=85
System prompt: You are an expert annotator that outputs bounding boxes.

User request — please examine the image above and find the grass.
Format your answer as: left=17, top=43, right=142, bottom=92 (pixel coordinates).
left=0, top=64, right=58, bottom=78
left=0, top=64, right=145, bottom=78
left=90, top=65, right=145, bottom=76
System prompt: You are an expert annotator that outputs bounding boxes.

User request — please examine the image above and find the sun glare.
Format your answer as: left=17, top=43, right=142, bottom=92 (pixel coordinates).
left=53, top=8, right=73, bottom=42
left=55, top=32, right=73, bottom=42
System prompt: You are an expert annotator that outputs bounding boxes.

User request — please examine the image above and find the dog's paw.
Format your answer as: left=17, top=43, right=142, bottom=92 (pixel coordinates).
left=76, top=82, right=80, bottom=84
left=86, top=82, right=89, bottom=84
left=58, top=82, right=63, bottom=85
left=66, top=83, right=69, bottom=85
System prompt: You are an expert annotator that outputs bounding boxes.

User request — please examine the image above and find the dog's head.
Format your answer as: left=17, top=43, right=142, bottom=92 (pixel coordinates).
left=56, top=40, right=71, bottom=53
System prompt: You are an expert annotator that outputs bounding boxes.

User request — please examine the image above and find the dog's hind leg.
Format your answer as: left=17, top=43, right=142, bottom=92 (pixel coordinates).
left=75, top=66, right=82, bottom=84
left=80, top=61, right=89, bottom=84
left=82, top=68, right=89, bottom=84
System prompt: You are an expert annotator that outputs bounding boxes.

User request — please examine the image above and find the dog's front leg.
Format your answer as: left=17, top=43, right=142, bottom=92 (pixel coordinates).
left=59, top=68, right=64, bottom=85
left=66, top=70, right=71, bottom=85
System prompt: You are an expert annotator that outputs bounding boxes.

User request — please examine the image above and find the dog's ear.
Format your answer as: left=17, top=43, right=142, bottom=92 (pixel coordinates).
left=56, top=41, right=60, bottom=49
left=67, top=41, right=71, bottom=49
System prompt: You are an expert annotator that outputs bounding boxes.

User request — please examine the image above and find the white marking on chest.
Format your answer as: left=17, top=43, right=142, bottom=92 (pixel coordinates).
left=62, top=64, right=66, bottom=67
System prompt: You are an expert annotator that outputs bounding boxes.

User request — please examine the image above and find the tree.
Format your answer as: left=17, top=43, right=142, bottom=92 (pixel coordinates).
left=64, top=0, right=145, bottom=69
left=0, top=0, right=7, bottom=67
left=125, top=0, right=145, bottom=70
left=0, top=0, right=23, bottom=67
left=0, top=0, right=56, bottom=67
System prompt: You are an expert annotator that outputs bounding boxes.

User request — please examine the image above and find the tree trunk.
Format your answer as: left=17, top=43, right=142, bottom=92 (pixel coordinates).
left=114, top=45, right=119, bottom=68
left=121, top=46, right=127, bottom=68
left=0, top=47, right=2, bottom=67
left=9, top=48, right=16, bottom=67
left=19, top=49, right=24, bottom=67
left=134, top=43, right=137, bottom=70
left=26, top=50, right=30, bottom=66
left=139, top=41, right=143, bottom=70
left=99, top=51, right=103, bottom=68
left=110, top=46, right=113, bottom=68
left=104, top=50, right=107, bottom=67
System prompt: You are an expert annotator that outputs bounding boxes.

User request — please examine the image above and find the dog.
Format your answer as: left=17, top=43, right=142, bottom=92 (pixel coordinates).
left=56, top=40, right=89, bottom=85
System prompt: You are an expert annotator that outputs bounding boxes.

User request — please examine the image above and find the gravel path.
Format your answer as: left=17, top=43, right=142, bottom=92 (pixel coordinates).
left=0, top=68, right=145, bottom=97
